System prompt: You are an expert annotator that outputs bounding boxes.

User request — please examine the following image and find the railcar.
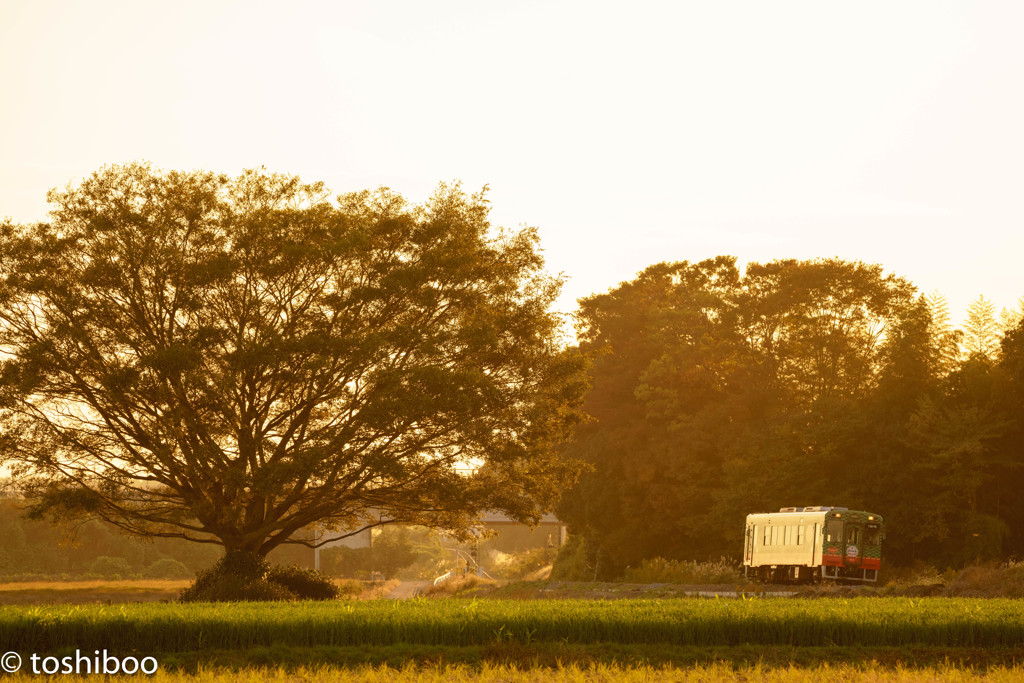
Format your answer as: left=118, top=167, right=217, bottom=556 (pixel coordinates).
left=743, top=506, right=884, bottom=583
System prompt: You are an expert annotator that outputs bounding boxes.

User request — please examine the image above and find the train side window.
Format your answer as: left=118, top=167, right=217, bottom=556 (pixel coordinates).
left=764, top=527, right=770, bottom=545
left=825, top=519, right=842, bottom=543
left=797, top=525, right=805, bottom=545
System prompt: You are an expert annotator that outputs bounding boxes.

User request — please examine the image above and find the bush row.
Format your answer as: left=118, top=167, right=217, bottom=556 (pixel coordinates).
left=0, top=557, right=194, bottom=582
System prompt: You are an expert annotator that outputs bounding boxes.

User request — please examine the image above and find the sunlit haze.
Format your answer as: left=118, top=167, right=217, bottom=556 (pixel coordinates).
left=2, top=0, right=1022, bottom=324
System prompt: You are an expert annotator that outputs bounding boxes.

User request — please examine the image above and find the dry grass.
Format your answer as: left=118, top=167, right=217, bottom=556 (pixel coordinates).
left=623, top=557, right=745, bottom=585
left=0, top=579, right=189, bottom=606
left=422, top=574, right=498, bottom=597
left=359, top=578, right=402, bottom=599
left=946, top=562, right=1024, bottom=597
left=0, top=577, right=384, bottom=605
left=878, top=562, right=1024, bottom=598
left=6, top=663, right=1024, bottom=682
left=521, top=565, right=552, bottom=581
left=0, top=579, right=192, bottom=593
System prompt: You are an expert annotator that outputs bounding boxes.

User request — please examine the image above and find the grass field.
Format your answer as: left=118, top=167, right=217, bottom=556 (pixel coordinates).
left=0, top=578, right=392, bottom=605
left=0, top=580, right=192, bottom=593
left=4, top=595, right=1024, bottom=680
left=7, top=597, right=1024, bottom=650
left=0, top=580, right=190, bottom=606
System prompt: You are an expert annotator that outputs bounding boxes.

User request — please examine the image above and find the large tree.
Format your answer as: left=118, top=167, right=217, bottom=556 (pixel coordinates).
left=0, top=164, right=587, bottom=562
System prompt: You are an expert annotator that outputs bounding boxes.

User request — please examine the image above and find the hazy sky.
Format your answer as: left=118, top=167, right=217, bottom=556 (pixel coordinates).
left=2, top=1, right=1022, bottom=323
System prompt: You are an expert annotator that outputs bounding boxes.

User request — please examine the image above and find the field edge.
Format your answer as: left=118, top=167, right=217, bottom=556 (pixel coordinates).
left=96, top=644, right=1024, bottom=672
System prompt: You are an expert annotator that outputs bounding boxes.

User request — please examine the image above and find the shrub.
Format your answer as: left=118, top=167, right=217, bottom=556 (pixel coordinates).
left=179, top=574, right=296, bottom=602
left=179, top=552, right=341, bottom=602
left=550, top=535, right=595, bottom=581
left=142, top=558, right=193, bottom=580
left=334, top=578, right=364, bottom=599
left=947, top=562, right=1024, bottom=598
left=179, top=552, right=295, bottom=602
left=87, top=556, right=133, bottom=579
left=623, top=557, right=744, bottom=584
left=266, top=564, right=339, bottom=600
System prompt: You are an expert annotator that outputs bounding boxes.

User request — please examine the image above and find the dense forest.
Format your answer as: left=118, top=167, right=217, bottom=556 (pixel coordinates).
left=556, top=256, right=1024, bottom=578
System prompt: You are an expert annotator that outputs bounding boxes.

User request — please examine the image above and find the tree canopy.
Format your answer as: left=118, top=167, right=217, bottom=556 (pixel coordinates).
left=557, top=257, right=1024, bottom=577
left=0, top=164, right=588, bottom=559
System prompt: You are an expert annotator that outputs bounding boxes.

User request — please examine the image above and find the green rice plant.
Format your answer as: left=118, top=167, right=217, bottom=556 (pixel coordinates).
left=3, top=598, right=1024, bottom=654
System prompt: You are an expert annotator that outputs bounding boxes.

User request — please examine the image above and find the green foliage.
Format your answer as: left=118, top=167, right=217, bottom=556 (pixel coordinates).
left=87, top=556, right=133, bottom=579
left=321, top=526, right=441, bottom=580
left=266, top=565, right=339, bottom=600
left=623, top=557, right=744, bottom=584
left=179, top=550, right=338, bottom=601
left=0, top=500, right=221, bottom=580
left=179, top=552, right=295, bottom=602
left=964, top=295, right=1001, bottom=360
left=558, top=257, right=1024, bottom=571
left=142, top=558, right=193, bottom=580
left=0, top=164, right=587, bottom=562
left=550, top=535, right=603, bottom=581
left=368, top=528, right=421, bottom=578
left=946, top=562, right=1024, bottom=598
left=320, top=546, right=372, bottom=579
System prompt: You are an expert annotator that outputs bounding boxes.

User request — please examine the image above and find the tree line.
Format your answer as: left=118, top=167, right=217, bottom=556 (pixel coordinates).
left=2, top=164, right=1020, bottom=590
left=0, top=498, right=221, bottom=579
left=556, top=256, right=1024, bottom=577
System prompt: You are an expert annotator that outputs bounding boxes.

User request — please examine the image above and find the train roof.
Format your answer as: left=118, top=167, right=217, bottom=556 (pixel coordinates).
left=746, top=507, right=883, bottom=521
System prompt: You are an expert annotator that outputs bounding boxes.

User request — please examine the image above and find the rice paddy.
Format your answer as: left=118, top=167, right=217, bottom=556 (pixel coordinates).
left=5, top=662, right=1024, bottom=682
left=2, top=597, right=1023, bottom=653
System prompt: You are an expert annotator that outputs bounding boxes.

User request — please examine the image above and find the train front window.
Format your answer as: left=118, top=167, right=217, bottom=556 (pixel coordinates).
left=825, top=519, right=842, bottom=543
left=865, top=525, right=881, bottom=545
left=846, top=526, right=860, bottom=545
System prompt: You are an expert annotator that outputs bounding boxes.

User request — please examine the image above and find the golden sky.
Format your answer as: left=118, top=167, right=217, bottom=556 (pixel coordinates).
left=2, top=1, right=1022, bottom=323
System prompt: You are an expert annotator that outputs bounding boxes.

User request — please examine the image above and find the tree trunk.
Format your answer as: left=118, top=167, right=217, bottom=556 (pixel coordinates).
left=219, top=548, right=270, bottom=581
